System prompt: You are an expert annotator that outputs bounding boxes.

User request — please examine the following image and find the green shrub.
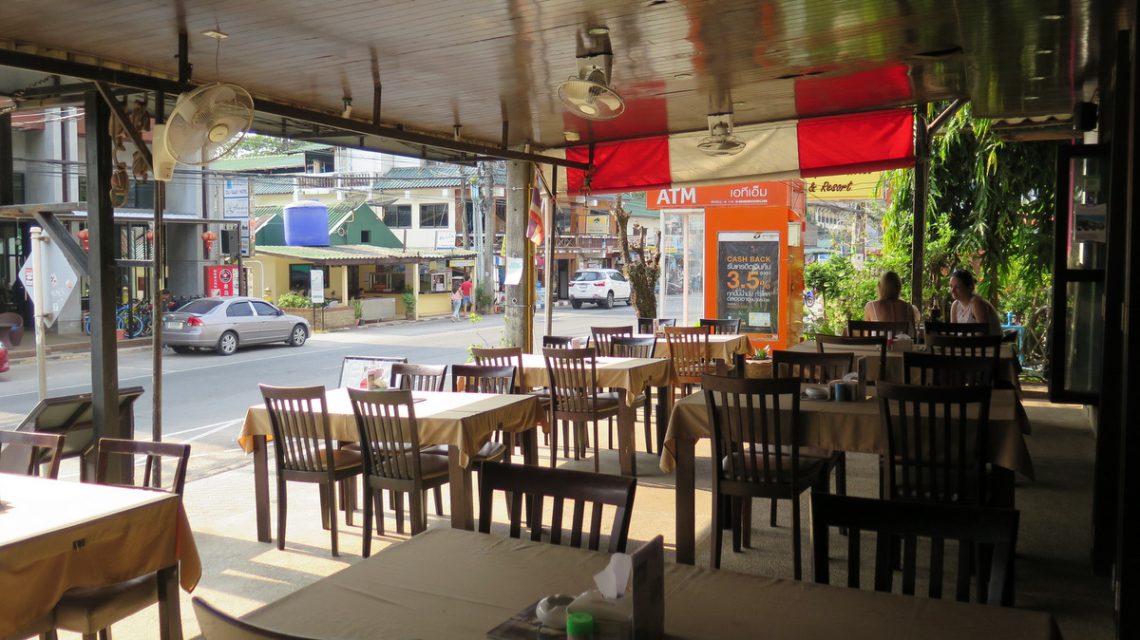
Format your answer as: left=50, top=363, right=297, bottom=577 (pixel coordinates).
left=277, top=291, right=311, bottom=309
left=401, top=291, right=416, bottom=315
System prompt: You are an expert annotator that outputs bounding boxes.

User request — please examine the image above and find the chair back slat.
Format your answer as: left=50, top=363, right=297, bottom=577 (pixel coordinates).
left=699, top=318, right=741, bottom=334
left=664, top=326, right=712, bottom=384
left=477, top=463, right=637, bottom=553
left=877, top=382, right=991, bottom=504
left=811, top=493, right=1019, bottom=606
left=347, top=387, right=422, bottom=482
left=903, top=352, right=997, bottom=387
left=924, top=321, right=990, bottom=338
left=703, top=375, right=801, bottom=487
left=95, top=437, right=190, bottom=495
left=590, top=326, right=634, bottom=356
left=848, top=320, right=908, bottom=339
left=772, top=350, right=854, bottom=384
left=542, top=335, right=576, bottom=348
left=637, top=317, right=676, bottom=333
left=0, top=431, right=65, bottom=478
left=611, top=335, right=657, bottom=359
left=543, top=347, right=602, bottom=415
left=392, top=363, right=447, bottom=391
left=927, top=334, right=1003, bottom=362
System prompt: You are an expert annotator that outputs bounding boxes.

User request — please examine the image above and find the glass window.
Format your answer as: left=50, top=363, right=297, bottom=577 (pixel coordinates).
left=360, top=229, right=371, bottom=243
left=609, top=271, right=627, bottom=282
left=251, top=301, right=279, bottom=316
left=386, top=205, right=412, bottom=228
left=420, top=204, right=449, bottom=228
left=180, top=299, right=223, bottom=314
left=573, top=271, right=600, bottom=282
left=226, top=301, right=253, bottom=317
left=289, top=264, right=329, bottom=290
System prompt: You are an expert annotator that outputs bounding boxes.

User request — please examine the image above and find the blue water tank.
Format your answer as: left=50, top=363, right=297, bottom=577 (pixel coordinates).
left=283, top=200, right=329, bottom=246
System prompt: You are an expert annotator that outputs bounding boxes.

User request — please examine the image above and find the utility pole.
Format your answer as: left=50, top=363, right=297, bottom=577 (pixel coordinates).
left=478, top=161, right=496, bottom=309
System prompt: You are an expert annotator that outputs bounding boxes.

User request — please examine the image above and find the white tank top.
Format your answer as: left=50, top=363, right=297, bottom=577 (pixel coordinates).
left=955, top=301, right=979, bottom=323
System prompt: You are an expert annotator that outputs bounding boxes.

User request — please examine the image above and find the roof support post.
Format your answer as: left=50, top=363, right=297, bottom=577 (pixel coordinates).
left=911, top=105, right=929, bottom=314
left=504, top=159, right=532, bottom=351
left=84, top=89, right=126, bottom=483
left=0, top=112, right=12, bottom=206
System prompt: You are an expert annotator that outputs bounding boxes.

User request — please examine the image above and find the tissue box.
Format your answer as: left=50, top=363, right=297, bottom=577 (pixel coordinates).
left=567, top=590, right=632, bottom=640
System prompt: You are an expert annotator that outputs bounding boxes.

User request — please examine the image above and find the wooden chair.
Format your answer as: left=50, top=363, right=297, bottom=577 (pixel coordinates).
left=94, top=438, right=191, bottom=494
left=347, top=388, right=450, bottom=555
left=590, top=325, right=633, bottom=356
left=258, top=384, right=363, bottom=557
left=450, top=364, right=513, bottom=463
left=664, top=326, right=715, bottom=396
left=924, top=321, right=990, bottom=338
left=611, top=336, right=658, bottom=455
left=0, top=430, right=64, bottom=478
left=543, top=347, right=621, bottom=472
left=702, top=374, right=828, bottom=578
left=927, top=334, right=1003, bottom=358
left=391, top=363, right=447, bottom=391
left=52, top=438, right=192, bottom=640
left=636, top=317, right=675, bottom=333
left=472, top=346, right=549, bottom=448
left=477, top=461, right=637, bottom=553
left=848, top=320, right=908, bottom=339
left=542, top=335, right=576, bottom=348
left=700, top=317, right=741, bottom=334
left=811, top=493, right=1019, bottom=606
left=877, top=382, right=993, bottom=504
left=193, top=596, right=321, bottom=640
left=770, top=349, right=854, bottom=523
left=903, top=351, right=997, bottom=387
left=815, top=333, right=887, bottom=382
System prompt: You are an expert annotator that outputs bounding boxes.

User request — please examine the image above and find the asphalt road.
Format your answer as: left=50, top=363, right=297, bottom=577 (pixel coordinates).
left=0, top=303, right=640, bottom=481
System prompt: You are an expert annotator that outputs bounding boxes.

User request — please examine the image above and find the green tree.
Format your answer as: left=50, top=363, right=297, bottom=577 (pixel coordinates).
left=232, top=133, right=306, bottom=157
left=879, top=102, right=1057, bottom=366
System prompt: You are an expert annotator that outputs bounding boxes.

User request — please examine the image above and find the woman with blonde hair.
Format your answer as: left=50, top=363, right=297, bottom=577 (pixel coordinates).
left=864, top=271, right=920, bottom=336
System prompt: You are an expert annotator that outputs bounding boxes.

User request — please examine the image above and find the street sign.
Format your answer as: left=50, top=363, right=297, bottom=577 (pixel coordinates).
left=239, top=219, right=251, bottom=258
left=205, top=265, right=239, bottom=297
left=222, top=177, right=251, bottom=220
left=17, top=232, right=79, bottom=327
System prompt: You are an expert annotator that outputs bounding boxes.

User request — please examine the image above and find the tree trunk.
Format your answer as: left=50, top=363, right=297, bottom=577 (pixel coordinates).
left=613, top=196, right=661, bottom=319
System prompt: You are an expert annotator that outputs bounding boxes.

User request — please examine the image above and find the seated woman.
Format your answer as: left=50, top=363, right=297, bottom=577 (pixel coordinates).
left=864, top=271, right=921, bottom=336
left=948, top=268, right=1002, bottom=336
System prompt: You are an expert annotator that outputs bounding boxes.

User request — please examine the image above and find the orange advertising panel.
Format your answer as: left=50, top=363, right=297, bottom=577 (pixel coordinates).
left=646, top=181, right=799, bottom=209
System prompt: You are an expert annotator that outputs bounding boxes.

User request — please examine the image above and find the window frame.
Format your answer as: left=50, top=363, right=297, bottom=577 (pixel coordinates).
left=420, top=203, right=449, bottom=228
left=386, top=204, right=412, bottom=228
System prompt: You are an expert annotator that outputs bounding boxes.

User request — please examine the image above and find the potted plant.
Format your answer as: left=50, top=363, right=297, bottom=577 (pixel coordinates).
left=351, top=298, right=364, bottom=325
left=401, top=291, right=416, bottom=319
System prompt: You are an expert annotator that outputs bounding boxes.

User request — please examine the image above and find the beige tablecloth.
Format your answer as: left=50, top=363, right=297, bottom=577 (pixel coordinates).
left=0, top=475, right=200, bottom=637
left=579, top=332, right=753, bottom=363
left=660, top=387, right=1034, bottom=478
left=240, top=389, right=540, bottom=468
left=519, top=354, right=671, bottom=406
left=242, top=528, right=1059, bottom=640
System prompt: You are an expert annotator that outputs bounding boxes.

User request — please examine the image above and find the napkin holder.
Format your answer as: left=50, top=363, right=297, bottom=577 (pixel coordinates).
left=567, top=554, right=633, bottom=640
left=892, top=335, right=914, bottom=352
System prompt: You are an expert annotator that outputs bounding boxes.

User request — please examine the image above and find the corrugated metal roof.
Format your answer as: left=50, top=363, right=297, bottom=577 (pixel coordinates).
left=371, top=164, right=506, bottom=190
left=253, top=178, right=296, bottom=195
left=255, top=244, right=476, bottom=264
left=212, top=154, right=308, bottom=171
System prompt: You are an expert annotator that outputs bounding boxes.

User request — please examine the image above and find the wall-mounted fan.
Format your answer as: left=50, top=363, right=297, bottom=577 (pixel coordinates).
left=697, top=113, right=746, bottom=157
left=557, top=53, right=625, bottom=121
left=153, top=82, right=254, bottom=181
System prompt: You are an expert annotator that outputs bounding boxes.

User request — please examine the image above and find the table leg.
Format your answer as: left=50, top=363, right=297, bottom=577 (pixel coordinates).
left=617, top=400, right=636, bottom=477
left=519, top=426, right=539, bottom=466
left=253, top=434, right=271, bottom=543
left=448, top=445, right=474, bottom=530
left=675, top=437, right=696, bottom=565
left=655, top=384, right=672, bottom=454
left=156, top=564, right=183, bottom=640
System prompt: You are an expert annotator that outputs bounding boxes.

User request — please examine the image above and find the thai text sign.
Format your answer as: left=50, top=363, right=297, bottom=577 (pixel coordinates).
left=646, top=182, right=795, bottom=209
left=205, top=265, right=239, bottom=297
left=717, top=231, right=780, bottom=336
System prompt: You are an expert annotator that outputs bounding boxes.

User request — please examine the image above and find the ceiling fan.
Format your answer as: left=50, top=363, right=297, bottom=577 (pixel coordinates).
left=697, top=113, right=747, bottom=156
left=557, top=53, right=625, bottom=121
left=153, top=82, right=254, bottom=181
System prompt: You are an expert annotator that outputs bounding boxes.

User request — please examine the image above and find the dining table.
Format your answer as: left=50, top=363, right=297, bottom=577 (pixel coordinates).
left=517, top=353, right=671, bottom=476
left=772, top=340, right=1020, bottom=386
left=661, top=386, right=1034, bottom=565
left=580, top=331, right=754, bottom=363
left=239, top=527, right=1061, bottom=640
left=0, top=474, right=200, bottom=639
left=239, top=388, right=542, bottom=538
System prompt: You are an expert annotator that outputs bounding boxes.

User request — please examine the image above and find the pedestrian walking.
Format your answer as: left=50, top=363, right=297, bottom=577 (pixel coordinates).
left=460, top=276, right=474, bottom=314
left=450, top=284, right=463, bottom=321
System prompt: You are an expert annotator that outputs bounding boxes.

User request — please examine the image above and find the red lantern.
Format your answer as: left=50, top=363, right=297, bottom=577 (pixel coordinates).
left=202, top=230, right=217, bottom=254
left=145, top=229, right=155, bottom=244
left=77, top=228, right=90, bottom=252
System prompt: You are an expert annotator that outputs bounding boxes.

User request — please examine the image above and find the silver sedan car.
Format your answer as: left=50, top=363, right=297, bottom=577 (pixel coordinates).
left=162, top=296, right=310, bottom=355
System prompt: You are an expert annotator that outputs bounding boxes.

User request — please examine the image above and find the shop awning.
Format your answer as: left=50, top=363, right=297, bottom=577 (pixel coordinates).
left=254, top=244, right=476, bottom=266
left=547, top=109, right=914, bottom=196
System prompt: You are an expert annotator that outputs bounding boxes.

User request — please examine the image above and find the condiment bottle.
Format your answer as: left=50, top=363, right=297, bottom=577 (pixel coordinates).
left=566, top=612, right=594, bottom=640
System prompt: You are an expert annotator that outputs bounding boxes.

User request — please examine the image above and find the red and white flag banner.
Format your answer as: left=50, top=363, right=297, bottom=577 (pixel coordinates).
left=548, top=108, right=914, bottom=196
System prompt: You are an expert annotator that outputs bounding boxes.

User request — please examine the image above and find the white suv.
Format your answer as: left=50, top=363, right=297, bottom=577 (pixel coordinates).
left=569, top=269, right=632, bottom=309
